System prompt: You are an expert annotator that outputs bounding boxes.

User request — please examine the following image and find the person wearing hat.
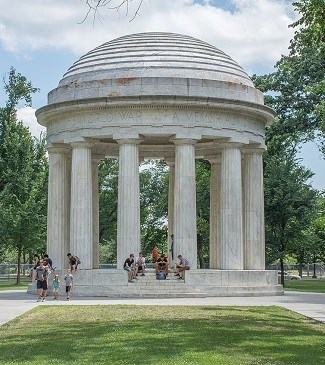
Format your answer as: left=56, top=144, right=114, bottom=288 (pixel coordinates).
left=175, top=255, right=190, bottom=280
left=52, top=274, right=60, bottom=300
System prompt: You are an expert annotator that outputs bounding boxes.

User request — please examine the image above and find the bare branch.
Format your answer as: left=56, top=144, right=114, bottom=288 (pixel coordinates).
left=79, top=0, right=145, bottom=24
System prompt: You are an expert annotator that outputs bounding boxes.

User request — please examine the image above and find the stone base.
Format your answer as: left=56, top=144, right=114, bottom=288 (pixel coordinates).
left=27, top=269, right=283, bottom=298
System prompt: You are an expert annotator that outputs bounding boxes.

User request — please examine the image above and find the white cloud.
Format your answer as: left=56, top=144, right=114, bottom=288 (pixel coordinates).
left=0, top=0, right=297, bottom=71
left=16, top=106, right=45, bottom=138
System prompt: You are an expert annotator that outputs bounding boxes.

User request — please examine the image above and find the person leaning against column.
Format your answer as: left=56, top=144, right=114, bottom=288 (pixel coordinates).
left=175, top=255, right=190, bottom=280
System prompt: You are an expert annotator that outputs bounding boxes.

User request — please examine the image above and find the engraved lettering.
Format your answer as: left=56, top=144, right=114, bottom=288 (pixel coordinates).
left=172, top=112, right=179, bottom=121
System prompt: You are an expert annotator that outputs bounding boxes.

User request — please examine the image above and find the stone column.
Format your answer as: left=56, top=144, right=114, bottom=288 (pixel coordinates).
left=70, top=142, right=93, bottom=270
left=47, top=147, right=71, bottom=271
left=242, top=149, right=265, bottom=269
left=208, top=156, right=221, bottom=269
left=92, top=157, right=101, bottom=269
left=166, top=160, right=175, bottom=267
left=220, top=143, right=243, bottom=270
left=116, top=138, right=141, bottom=268
left=173, top=139, right=197, bottom=269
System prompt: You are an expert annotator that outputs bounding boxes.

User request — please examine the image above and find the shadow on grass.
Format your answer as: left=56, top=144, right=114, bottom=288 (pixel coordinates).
left=0, top=306, right=324, bottom=365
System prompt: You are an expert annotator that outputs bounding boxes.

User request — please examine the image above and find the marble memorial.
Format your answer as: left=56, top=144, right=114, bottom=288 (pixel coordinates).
left=32, top=32, right=283, bottom=297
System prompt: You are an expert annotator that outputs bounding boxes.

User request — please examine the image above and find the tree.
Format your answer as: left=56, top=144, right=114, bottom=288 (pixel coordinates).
left=140, top=160, right=168, bottom=256
left=98, top=158, right=119, bottom=263
left=196, top=159, right=210, bottom=268
left=0, top=68, right=47, bottom=283
left=263, top=137, right=317, bottom=285
left=252, top=0, right=325, bottom=152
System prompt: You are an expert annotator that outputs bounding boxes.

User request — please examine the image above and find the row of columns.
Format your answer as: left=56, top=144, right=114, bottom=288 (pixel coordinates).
left=47, top=138, right=265, bottom=272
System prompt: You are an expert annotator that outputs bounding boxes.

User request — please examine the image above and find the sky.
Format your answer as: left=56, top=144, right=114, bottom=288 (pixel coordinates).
left=0, top=0, right=324, bottom=190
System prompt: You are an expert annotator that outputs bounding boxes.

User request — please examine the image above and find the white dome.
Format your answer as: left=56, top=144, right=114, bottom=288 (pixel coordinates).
left=59, top=32, right=253, bottom=87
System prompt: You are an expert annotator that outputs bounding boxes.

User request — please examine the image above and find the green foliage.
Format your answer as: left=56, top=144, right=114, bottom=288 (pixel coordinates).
left=196, top=159, right=210, bottom=267
left=264, top=137, right=317, bottom=273
left=98, top=158, right=118, bottom=246
left=253, top=1, right=325, bottom=272
left=252, top=0, right=325, bottom=151
left=0, top=68, right=47, bottom=281
left=0, top=67, right=39, bottom=126
left=139, top=160, right=168, bottom=256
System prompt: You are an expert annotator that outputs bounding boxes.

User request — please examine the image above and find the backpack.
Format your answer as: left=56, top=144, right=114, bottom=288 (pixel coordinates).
left=156, top=271, right=166, bottom=280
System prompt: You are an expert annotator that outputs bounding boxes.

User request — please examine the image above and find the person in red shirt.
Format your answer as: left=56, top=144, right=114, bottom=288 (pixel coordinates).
left=151, top=245, right=158, bottom=264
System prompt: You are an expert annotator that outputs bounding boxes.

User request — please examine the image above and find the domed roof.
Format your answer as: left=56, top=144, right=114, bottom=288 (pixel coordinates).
left=59, top=32, right=253, bottom=87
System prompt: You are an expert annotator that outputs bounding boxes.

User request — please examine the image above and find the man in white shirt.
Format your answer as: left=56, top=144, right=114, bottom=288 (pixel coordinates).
left=175, top=255, right=190, bottom=280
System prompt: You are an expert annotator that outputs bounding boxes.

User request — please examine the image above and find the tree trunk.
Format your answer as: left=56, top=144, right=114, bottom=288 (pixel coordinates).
left=16, top=247, right=22, bottom=285
left=197, top=234, right=205, bottom=269
left=280, top=258, right=285, bottom=286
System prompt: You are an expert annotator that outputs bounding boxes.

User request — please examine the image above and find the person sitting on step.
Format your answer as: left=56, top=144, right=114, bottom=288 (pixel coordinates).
left=135, top=252, right=146, bottom=276
left=124, top=254, right=137, bottom=282
left=155, top=253, right=169, bottom=277
left=175, top=255, right=190, bottom=280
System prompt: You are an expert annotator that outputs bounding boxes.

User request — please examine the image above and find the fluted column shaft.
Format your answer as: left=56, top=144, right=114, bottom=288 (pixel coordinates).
left=209, top=157, right=221, bottom=269
left=166, top=160, right=175, bottom=266
left=117, top=139, right=141, bottom=268
left=47, top=147, right=71, bottom=271
left=92, top=158, right=100, bottom=269
left=243, top=150, right=265, bottom=269
left=70, top=142, right=93, bottom=269
left=220, top=144, right=243, bottom=269
left=173, top=139, right=197, bottom=269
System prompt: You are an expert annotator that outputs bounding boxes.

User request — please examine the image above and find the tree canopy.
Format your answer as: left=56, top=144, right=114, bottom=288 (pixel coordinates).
left=252, top=0, right=325, bottom=151
left=0, top=68, right=47, bottom=282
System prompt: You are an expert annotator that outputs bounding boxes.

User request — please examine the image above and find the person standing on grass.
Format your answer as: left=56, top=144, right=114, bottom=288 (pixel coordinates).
left=64, top=269, right=74, bottom=300
left=52, top=274, right=60, bottom=300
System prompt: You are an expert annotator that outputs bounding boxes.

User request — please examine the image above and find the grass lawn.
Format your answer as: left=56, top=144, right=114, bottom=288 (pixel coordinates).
left=0, top=305, right=324, bottom=365
left=0, top=277, right=30, bottom=291
left=284, top=278, right=325, bottom=293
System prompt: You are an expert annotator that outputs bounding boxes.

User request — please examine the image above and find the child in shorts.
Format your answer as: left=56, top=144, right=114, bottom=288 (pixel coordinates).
left=64, top=269, right=74, bottom=300
left=52, top=274, right=60, bottom=300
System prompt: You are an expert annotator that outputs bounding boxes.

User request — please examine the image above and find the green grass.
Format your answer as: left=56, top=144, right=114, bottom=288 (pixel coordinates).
left=0, top=277, right=30, bottom=291
left=0, top=305, right=324, bottom=365
left=284, top=277, right=325, bottom=293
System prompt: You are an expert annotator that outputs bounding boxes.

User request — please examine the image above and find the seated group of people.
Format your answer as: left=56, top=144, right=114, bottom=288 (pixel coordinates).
left=123, top=252, right=190, bottom=282
left=155, top=254, right=190, bottom=279
left=123, top=252, right=146, bottom=282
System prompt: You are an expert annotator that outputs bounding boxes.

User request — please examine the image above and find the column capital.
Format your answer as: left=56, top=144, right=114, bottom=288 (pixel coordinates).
left=241, top=147, right=265, bottom=155
left=116, top=138, right=142, bottom=146
left=92, top=154, right=104, bottom=162
left=70, top=141, right=94, bottom=149
left=219, top=142, right=243, bottom=150
left=171, top=138, right=198, bottom=146
left=165, top=159, right=175, bottom=167
left=47, top=145, right=71, bottom=155
left=206, top=154, right=222, bottom=164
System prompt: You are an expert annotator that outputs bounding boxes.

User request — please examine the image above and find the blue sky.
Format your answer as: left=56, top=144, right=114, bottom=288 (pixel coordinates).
left=0, top=0, right=323, bottom=190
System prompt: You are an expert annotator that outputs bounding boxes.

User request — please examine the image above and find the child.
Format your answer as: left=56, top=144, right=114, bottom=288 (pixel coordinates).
left=52, top=274, right=60, bottom=300
left=64, top=269, right=74, bottom=300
